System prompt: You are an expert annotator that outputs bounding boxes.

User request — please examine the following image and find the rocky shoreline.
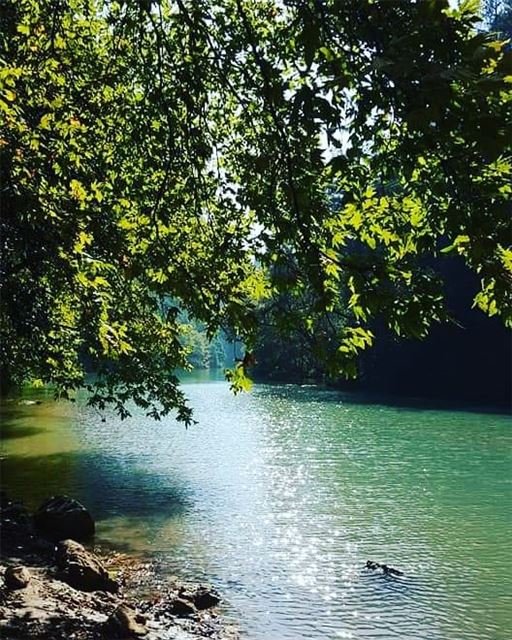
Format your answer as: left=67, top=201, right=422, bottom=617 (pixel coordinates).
left=0, top=493, right=238, bottom=639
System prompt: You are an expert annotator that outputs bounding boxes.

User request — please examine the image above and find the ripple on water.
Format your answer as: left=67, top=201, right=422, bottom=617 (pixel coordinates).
left=1, top=380, right=511, bottom=640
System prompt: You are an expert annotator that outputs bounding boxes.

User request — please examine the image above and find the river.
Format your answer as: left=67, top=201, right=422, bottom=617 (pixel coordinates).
left=1, top=372, right=511, bottom=639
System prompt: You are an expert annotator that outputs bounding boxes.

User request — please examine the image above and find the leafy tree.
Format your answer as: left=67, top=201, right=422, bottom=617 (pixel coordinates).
left=1, top=0, right=510, bottom=421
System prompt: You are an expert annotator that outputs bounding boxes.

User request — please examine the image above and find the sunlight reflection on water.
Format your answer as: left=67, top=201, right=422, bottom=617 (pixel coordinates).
left=1, top=378, right=511, bottom=639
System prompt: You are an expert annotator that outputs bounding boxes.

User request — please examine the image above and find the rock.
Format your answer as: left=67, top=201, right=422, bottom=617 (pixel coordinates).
left=177, top=584, right=220, bottom=610
left=177, top=586, right=195, bottom=602
left=194, top=586, right=220, bottom=610
left=56, top=539, right=118, bottom=593
left=34, top=496, right=95, bottom=541
left=0, top=497, right=40, bottom=558
left=0, top=496, right=31, bottom=524
left=4, top=566, right=31, bottom=590
left=103, top=604, right=147, bottom=638
left=170, top=597, right=196, bottom=617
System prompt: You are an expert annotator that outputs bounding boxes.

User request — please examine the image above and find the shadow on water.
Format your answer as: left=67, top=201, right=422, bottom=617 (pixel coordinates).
left=0, top=450, right=191, bottom=523
left=0, top=422, right=46, bottom=440
left=255, top=383, right=512, bottom=416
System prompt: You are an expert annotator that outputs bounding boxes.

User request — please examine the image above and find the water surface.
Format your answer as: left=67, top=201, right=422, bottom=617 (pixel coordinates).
left=1, top=375, right=511, bottom=639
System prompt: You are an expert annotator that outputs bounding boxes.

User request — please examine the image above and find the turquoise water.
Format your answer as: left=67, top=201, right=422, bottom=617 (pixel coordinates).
left=1, top=374, right=511, bottom=639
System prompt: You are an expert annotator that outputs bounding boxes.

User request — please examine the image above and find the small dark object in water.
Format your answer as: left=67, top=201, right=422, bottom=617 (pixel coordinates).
left=381, top=564, right=403, bottom=576
left=366, top=560, right=403, bottom=576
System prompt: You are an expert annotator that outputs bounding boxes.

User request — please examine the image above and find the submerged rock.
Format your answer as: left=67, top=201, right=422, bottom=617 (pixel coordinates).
left=34, top=495, right=95, bottom=541
left=4, top=566, right=31, bottom=590
left=104, top=603, right=147, bottom=637
left=56, top=539, right=119, bottom=593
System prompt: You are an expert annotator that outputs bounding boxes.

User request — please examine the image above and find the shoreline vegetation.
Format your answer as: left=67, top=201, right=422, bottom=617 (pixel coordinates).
left=0, top=493, right=238, bottom=639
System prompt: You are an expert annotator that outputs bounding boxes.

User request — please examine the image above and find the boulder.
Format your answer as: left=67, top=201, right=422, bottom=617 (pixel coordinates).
left=1, top=495, right=31, bottom=526
left=170, top=597, right=196, bottom=617
left=193, top=586, right=220, bottom=610
left=34, top=496, right=95, bottom=541
left=56, top=539, right=118, bottom=593
left=177, top=587, right=195, bottom=602
left=4, top=566, right=31, bottom=590
left=0, top=495, right=51, bottom=558
left=103, top=604, right=147, bottom=638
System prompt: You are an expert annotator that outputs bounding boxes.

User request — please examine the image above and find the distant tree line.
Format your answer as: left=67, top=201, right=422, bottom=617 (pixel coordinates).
left=253, top=258, right=511, bottom=407
left=179, top=313, right=231, bottom=370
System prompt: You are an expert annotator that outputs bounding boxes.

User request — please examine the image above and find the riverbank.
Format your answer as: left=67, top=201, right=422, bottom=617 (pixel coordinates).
left=0, top=494, right=238, bottom=639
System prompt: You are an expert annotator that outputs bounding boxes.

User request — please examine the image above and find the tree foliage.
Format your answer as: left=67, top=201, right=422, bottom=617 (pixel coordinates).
left=482, top=0, right=512, bottom=38
left=179, top=313, right=229, bottom=369
left=1, top=0, right=511, bottom=420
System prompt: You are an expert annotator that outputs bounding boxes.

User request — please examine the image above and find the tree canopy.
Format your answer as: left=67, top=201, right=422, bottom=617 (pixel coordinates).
left=483, top=0, right=512, bottom=37
left=1, top=0, right=511, bottom=421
